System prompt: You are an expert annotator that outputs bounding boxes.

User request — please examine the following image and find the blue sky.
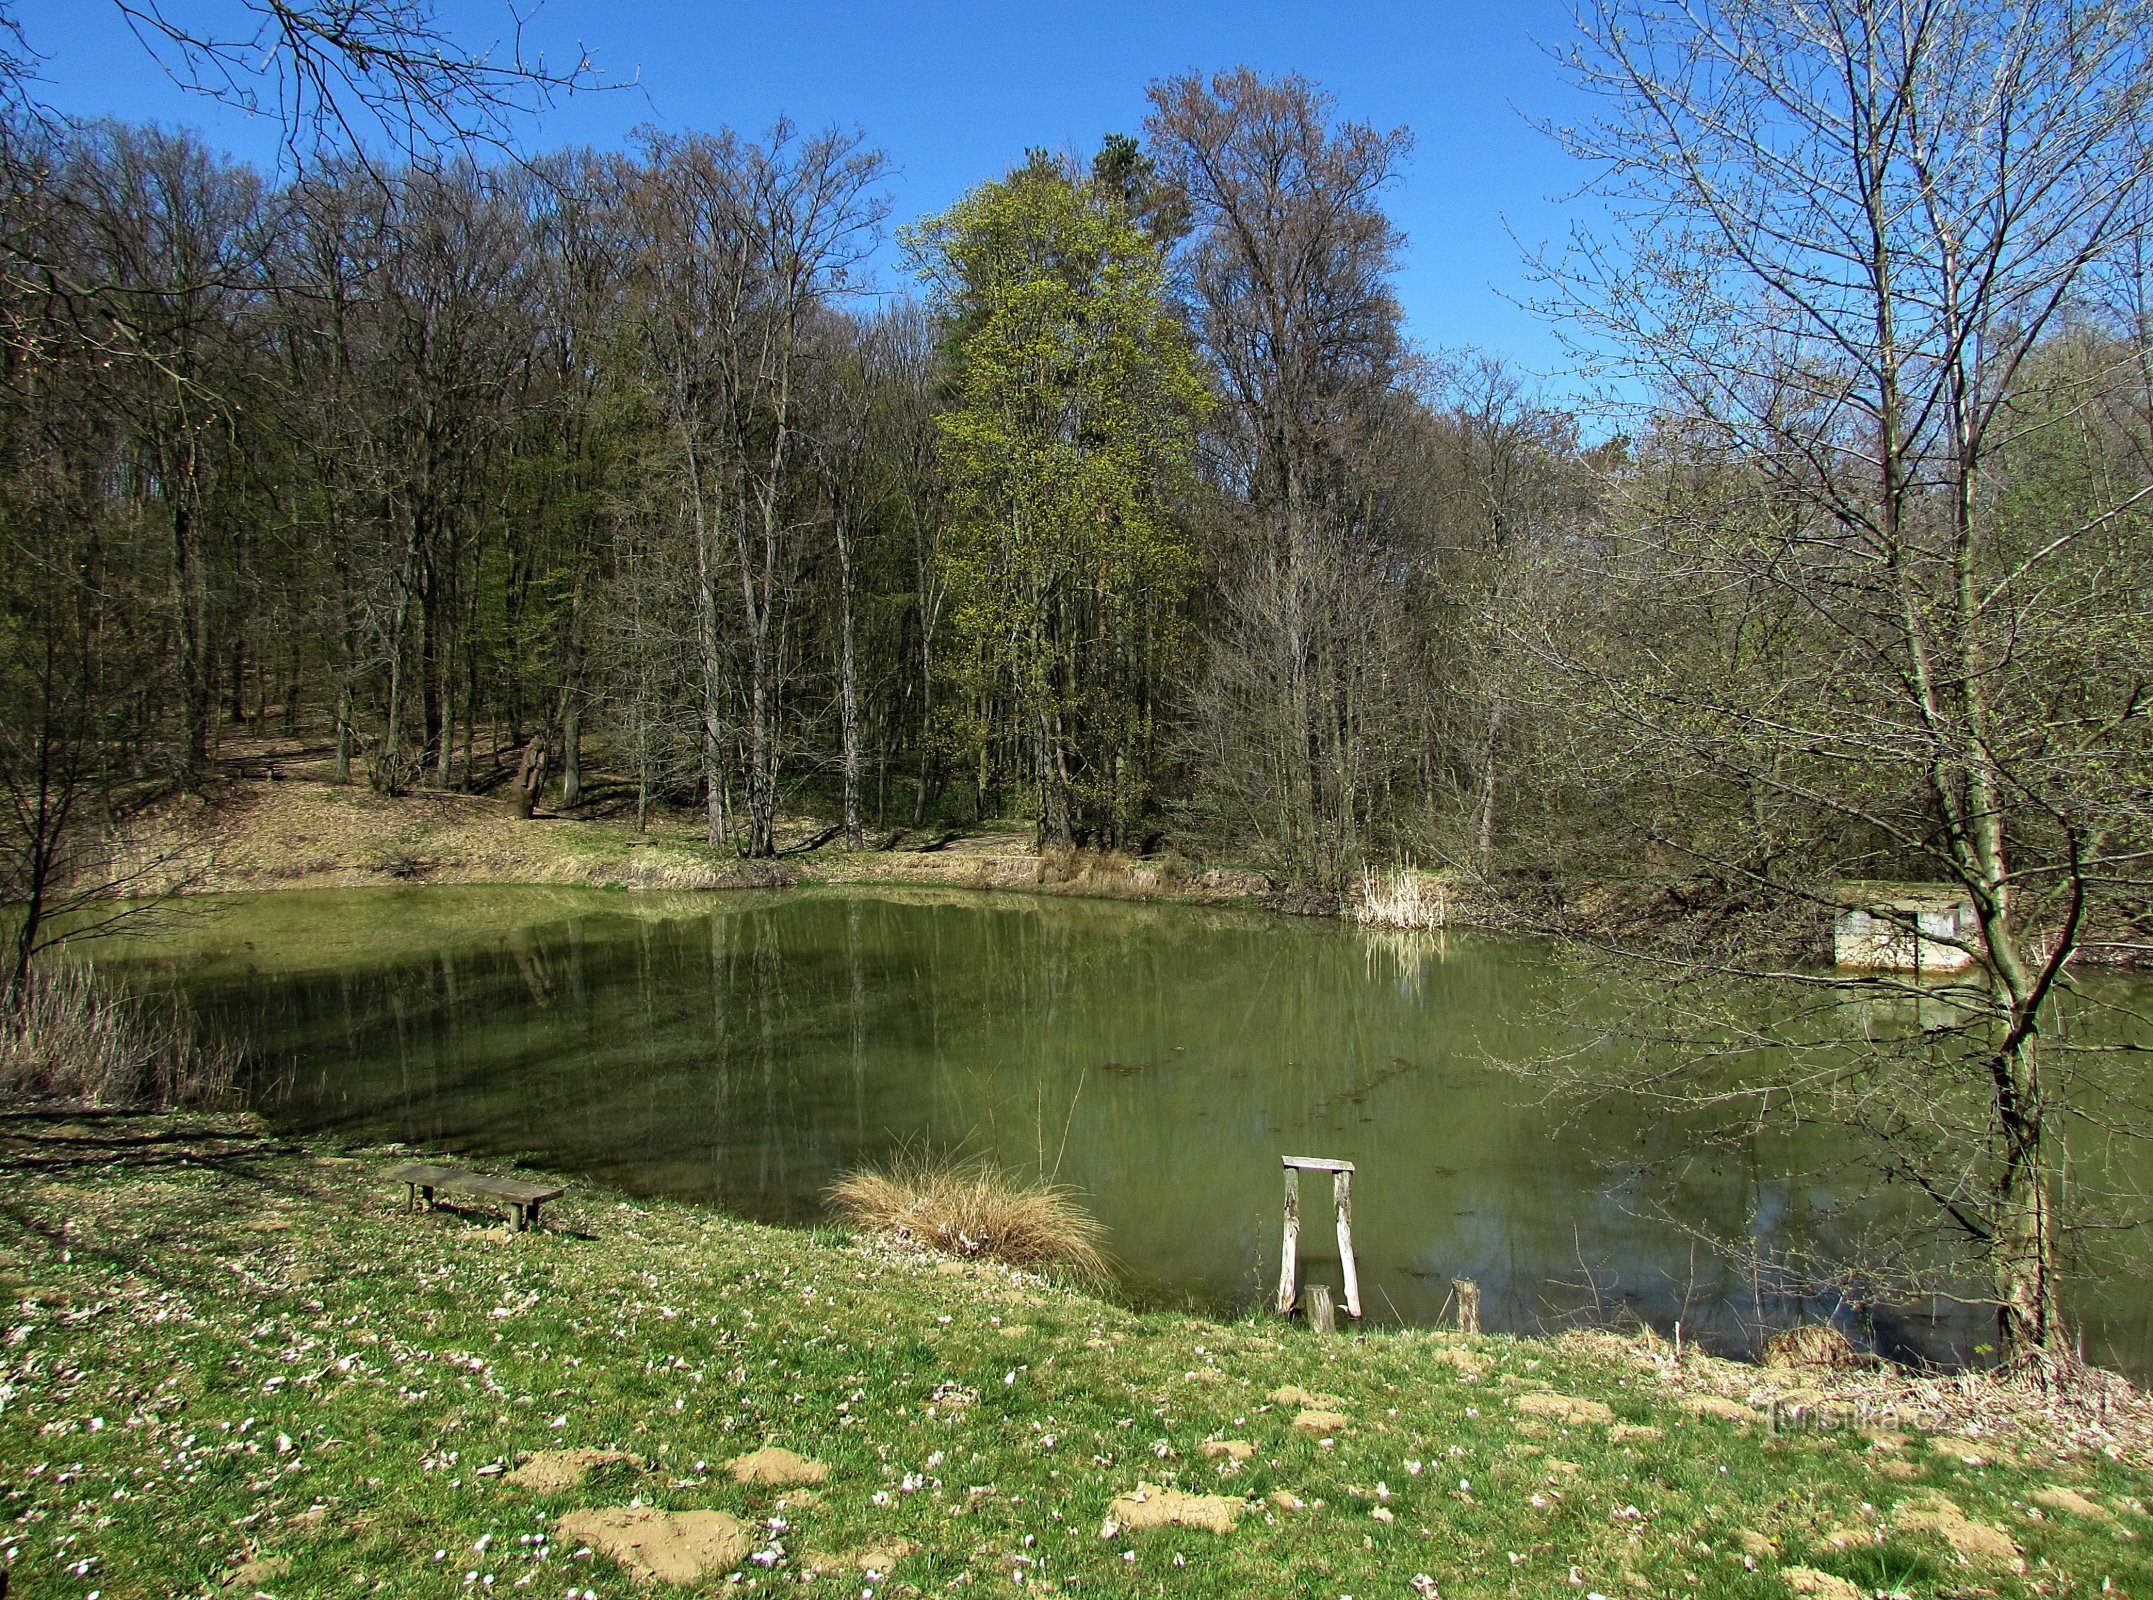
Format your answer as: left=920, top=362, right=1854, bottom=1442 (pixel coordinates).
left=17, top=0, right=1599, bottom=384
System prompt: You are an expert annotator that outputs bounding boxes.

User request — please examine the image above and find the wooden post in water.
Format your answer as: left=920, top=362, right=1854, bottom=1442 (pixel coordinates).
left=1452, top=1277, right=1481, bottom=1335
left=1278, top=1156, right=1361, bottom=1324
left=1334, top=1169, right=1362, bottom=1320
left=1275, top=1165, right=1302, bottom=1318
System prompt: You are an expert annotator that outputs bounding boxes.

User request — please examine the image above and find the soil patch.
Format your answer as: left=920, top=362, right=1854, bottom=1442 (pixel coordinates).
left=1426, top=1345, right=1490, bottom=1379
left=854, top=1542, right=916, bottom=1573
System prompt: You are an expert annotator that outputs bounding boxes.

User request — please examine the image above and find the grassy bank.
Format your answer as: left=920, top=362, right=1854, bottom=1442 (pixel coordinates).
left=4, top=1115, right=2150, bottom=1599
left=95, top=751, right=1275, bottom=909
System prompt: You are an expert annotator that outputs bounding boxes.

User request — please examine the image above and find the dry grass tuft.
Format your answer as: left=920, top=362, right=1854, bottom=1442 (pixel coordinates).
left=827, top=1155, right=1110, bottom=1284
left=0, top=963, right=240, bottom=1108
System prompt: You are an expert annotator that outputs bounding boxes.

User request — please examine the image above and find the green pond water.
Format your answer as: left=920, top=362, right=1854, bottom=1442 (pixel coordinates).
left=82, top=884, right=2153, bottom=1373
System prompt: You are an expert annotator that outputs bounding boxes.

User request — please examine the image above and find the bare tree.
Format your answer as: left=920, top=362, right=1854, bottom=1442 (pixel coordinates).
left=1412, top=353, right=1592, bottom=867
left=628, top=124, right=886, bottom=856
left=1, top=0, right=605, bottom=167
left=1146, top=68, right=1414, bottom=884
left=1533, top=0, right=2153, bottom=1360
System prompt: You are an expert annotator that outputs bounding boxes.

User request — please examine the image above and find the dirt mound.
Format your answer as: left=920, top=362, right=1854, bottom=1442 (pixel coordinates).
left=1201, top=1440, right=1256, bottom=1461
left=1890, top=1493, right=2022, bottom=1566
left=1782, top=1567, right=1863, bottom=1600
left=1679, top=1394, right=1758, bottom=1423
left=855, top=1541, right=916, bottom=1573
left=555, top=1508, right=752, bottom=1584
left=223, top=1556, right=289, bottom=1591
left=1763, top=1325, right=1859, bottom=1371
left=1293, top=1408, right=1352, bottom=1433
left=1426, top=1344, right=1490, bottom=1378
left=1263, top=886, right=1341, bottom=917
left=1109, top=1483, right=1242, bottom=1534
left=505, top=1449, right=638, bottom=1492
left=1511, top=1392, right=1614, bottom=1426
left=2033, top=1485, right=2111, bottom=1520
left=725, top=1447, right=829, bottom=1488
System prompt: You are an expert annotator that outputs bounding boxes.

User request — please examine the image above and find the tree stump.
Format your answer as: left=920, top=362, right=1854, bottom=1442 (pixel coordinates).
left=1306, top=1282, right=1336, bottom=1335
left=511, top=738, right=549, bottom=820
left=1452, top=1277, right=1481, bottom=1335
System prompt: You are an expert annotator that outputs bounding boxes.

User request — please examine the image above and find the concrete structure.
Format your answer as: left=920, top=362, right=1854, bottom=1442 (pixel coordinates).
left=1833, top=894, right=1978, bottom=973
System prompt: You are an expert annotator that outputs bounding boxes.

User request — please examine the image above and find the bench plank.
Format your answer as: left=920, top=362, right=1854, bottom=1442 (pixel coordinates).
left=452, top=1175, right=566, bottom=1206
left=388, top=1161, right=467, bottom=1186
left=388, top=1161, right=565, bottom=1231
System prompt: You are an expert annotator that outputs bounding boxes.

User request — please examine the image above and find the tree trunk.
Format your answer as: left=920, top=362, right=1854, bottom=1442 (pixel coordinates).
left=1038, top=710, right=1074, bottom=848
left=225, top=635, right=246, bottom=724
left=559, top=697, right=583, bottom=811
left=1992, top=1035, right=2060, bottom=1358
left=837, top=513, right=862, bottom=849
left=510, top=738, right=547, bottom=820
left=171, top=489, right=210, bottom=784
left=1477, top=698, right=1503, bottom=866
left=693, top=478, right=731, bottom=854
left=334, top=678, right=353, bottom=785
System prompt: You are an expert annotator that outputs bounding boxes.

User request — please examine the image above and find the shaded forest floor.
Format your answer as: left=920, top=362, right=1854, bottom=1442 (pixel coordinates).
left=97, top=735, right=1274, bottom=906
left=6, top=1111, right=2153, bottom=1599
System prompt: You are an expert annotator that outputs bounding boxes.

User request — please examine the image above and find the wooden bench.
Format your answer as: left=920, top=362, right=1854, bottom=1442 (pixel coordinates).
left=389, top=1161, right=564, bottom=1232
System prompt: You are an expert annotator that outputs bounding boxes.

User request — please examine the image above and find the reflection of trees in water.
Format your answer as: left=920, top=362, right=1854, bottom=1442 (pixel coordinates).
left=162, top=889, right=2153, bottom=1371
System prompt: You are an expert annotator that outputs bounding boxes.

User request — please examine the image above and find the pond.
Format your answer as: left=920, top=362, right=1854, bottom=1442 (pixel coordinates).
left=83, top=883, right=2153, bottom=1375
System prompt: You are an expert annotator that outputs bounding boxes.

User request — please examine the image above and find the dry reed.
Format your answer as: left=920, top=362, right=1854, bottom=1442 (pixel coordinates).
left=827, top=1154, right=1111, bottom=1283
left=0, top=963, right=240, bottom=1108
left=1353, top=864, right=1448, bottom=930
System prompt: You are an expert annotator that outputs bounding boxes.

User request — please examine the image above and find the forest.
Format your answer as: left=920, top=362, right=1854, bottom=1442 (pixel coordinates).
left=0, top=69, right=1605, bottom=885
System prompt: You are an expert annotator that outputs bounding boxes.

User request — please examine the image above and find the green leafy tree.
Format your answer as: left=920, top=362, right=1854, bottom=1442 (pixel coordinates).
left=907, top=151, right=1207, bottom=847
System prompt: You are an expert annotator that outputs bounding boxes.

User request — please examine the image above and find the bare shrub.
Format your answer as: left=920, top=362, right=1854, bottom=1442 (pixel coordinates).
left=826, top=1155, right=1110, bottom=1283
left=1038, top=846, right=1184, bottom=898
left=0, top=964, right=240, bottom=1108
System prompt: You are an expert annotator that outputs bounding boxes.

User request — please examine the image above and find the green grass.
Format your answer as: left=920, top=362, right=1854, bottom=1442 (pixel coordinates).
left=3, top=1113, right=2149, bottom=1599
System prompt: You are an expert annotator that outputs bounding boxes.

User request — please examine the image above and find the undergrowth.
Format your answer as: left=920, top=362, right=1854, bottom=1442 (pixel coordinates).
left=0, top=963, right=238, bottom=1107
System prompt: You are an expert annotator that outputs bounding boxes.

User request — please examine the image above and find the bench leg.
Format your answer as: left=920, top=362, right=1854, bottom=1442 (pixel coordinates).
left=526, top=1201, right=541, bottom=1231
